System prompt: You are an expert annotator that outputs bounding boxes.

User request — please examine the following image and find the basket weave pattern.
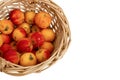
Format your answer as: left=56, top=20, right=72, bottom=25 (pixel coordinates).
left=0, top=0, right=71, bottom=76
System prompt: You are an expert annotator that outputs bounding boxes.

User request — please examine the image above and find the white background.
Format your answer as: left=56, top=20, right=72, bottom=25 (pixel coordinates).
left=1, top=0, right=120, bottom=80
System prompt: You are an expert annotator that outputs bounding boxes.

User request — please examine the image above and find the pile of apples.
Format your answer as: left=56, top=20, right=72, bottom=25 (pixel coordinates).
left=0, top=9, right=55, bottom=66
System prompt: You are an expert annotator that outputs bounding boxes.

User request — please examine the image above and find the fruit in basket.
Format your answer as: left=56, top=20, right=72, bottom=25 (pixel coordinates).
left=12, top=27, right=26, bottom=41
left=20, top=52, right=37, bottom=66
left=10, top=9, right=24, bottom=25
left=41, top=42, right=54, bottom=53
left=30, top=32, right=44, bottom=48
left=3, top=49, right=20, bottom=64
left=1, top=34, right=10, bottom=44
left=0, top=44, right=13, bottom=57
left=19, top=23, right=31, bottom=34
left=41, top=29, right=55, bottom=42
left=35, top=48, right=51, bottom=62
left=0, top=19, right=14, bottom=34
left=31, top=25, right=41, bottom=33
left=25, top=11, right=36, bottom=24
left=0, top=35, right=4, bottom=47
left=34, top=11, right=52, bottom=28
left=17, top=38, right=33, bottom=52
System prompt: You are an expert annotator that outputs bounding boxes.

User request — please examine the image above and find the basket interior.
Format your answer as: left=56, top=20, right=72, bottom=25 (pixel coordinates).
left=0, top=0, right=64, bottom=58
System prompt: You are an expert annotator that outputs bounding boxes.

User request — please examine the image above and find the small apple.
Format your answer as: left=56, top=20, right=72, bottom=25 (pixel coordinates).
left=34, top=11, right=52, bottom=28
left=41, top=29, right=55, bottom=42
left=12, top=27, right=26, bottom=41
left=30, top=32, right=44, bottom=48
left=10, top=9, right=24, bottom=25
left=25, top=11, right=36, bottom=24
left=41, top=42, right=54, bottom=53
left=17, top=38, right=33, bottom=52
left=3, top=49, right=20, bottom=64
left=1, top=34, right=10, bottom=44
left=35, top=48, right=51, bottom=62
left=19, top=23, right=30, bottom=34
left=20, top=52, right=37, bottom=66
left=0, top=44, right=13, bottom=57
left=0, top=19, right=14, bottom=34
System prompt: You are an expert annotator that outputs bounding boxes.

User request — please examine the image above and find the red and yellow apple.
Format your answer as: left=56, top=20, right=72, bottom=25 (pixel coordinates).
left=25, top=11, right=36, bottom=24
left=12, top=27, right=26, bottom=41
left=0, top=19, right=14, bottom=34
left=0, top=35, right=4, bottom=47
left=10, top=9, right=24, bottom=25
left=19, top=23, right=30, bottom=34
left=3, top=49, right=20, bottom=64
left=31, top=25, right=41, bottom=33
left=41, top=42, right=54, bottom=53
left=35, top=48, right=51, bottom=62
left=30, top=32, right=44, bottom=48
left=1, top=34, right=10, bottom=44
left=34, top=11, right=52, bottom=28
left=41, top=29, right=55, bottom=42
left=17, top=38, right=33, bottom=52
left=20, top=52, right=37, bottom=66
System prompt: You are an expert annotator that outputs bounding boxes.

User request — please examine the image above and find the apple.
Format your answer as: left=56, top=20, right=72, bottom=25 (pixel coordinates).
left=35, top=48, right=51, bottom=62
left=19, top=23, right=30, bottom=34
left=0, top=44, right=13, bottom=57
left=41, top=29, right=55, bottom=42
left=41, top=42, right=54, bottom=53
left=25, top=11, right=36, bottom=24
left=3, top=49, right=20, bottom=64
left=0, top=19, right=14, bottom=34
left=17, top=38, right=33, bottom=52
left=30, top=32, right=44, bottom=48
left=12, top=27, right=26, bottom=41
left=1, top=34, right=10, bottom=44
left=34, top=11, right=52, bottom=28
left=20, top=52, right=37, bottom=66
left=10, top=9, right=24, bottom=25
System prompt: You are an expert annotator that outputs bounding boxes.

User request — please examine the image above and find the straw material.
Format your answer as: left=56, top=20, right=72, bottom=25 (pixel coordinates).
left=0, top=0, right=71, bottom=76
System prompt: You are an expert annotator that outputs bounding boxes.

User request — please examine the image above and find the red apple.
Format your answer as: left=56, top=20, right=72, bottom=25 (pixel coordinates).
left=17, top=38, right=33, bottom=52
left=3, top=49, right=20, bottom=64
left=12, top=27, right=26, bottom=41
left=30, top=32, right=44, bottom=48
left=10, top=9, right=24, bottom=25
left=35, top=48, right=51, bottom=62
left=0, top=44, right=13, bottom=57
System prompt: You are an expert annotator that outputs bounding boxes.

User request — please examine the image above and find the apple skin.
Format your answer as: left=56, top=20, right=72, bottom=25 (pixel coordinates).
left=3, top=49, right=20, bottom=64
left=12, top=27, right=26, bottom=41
left=0, top=35, right=4, bottom=47
left=25, top=11, right=36, bottom=24
left=35, top=48, right=51, bottom=62
left=1, top=34, right=11, bottom=44
left=41, top=42, right=54, bottom=53
left=41, top=29, right=55, bottom=42
left=17, top=38, right=33, bottom=53
left=0, top=44, right=13, bottom=57
left=10, top=9, right=24, bottom=25
left=30, top=32, right=45, bottom=49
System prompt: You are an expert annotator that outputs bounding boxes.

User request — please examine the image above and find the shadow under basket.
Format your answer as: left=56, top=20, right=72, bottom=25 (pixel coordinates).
left=0, top=0, right=71, bottom=76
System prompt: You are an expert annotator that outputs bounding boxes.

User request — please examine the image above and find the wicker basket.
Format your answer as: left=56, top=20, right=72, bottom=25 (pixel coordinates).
left=0, top=0, right=71, bottom=76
